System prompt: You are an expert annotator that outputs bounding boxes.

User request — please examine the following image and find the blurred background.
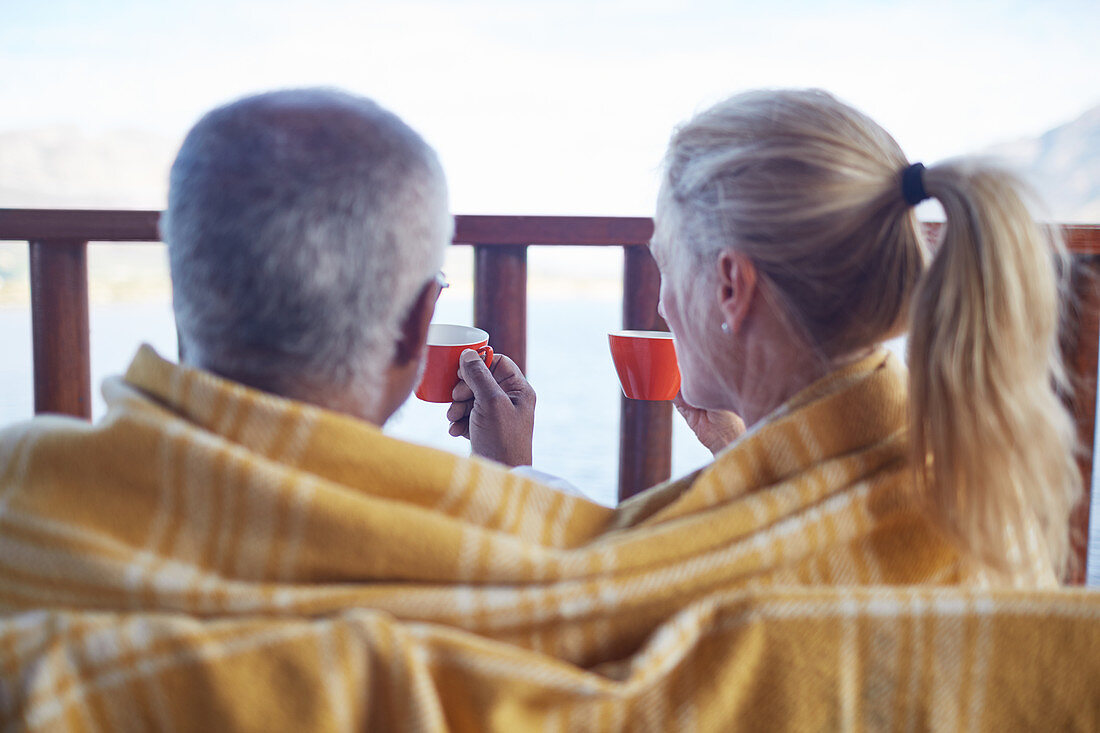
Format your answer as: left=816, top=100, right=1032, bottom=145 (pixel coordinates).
left=1, top=0, right=1098, bottom=513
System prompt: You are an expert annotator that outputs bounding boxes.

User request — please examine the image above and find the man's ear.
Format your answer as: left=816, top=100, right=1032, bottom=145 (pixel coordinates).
left=716, top=250, right=758, bottom=334
left=393, top=279, right=439, bottom=367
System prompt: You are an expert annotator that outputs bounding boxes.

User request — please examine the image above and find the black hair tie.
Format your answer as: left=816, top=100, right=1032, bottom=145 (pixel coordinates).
left=901, top=162, right=930, bottom=206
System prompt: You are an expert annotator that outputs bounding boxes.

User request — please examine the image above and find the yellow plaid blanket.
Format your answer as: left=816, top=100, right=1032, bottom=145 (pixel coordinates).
left=3, top=345, right=1096, bottom=729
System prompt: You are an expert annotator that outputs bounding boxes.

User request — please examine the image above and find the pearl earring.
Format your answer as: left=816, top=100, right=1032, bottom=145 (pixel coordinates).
left=721, top=322, right=732, bottom=335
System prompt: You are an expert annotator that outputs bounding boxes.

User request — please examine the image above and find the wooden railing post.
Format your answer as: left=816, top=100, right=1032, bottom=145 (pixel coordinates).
left=473, top=244, right=528, bottom=375
left=29, top=239, right=91, bottom=419
left=618, top=245, right=673, bottom=502
left=1066, top=254, right=1100, bottom=584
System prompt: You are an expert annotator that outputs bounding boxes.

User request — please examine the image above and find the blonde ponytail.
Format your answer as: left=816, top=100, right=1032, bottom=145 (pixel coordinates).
left=908, top=161, right=1079, bottom=581
left=663, top=89, right=1080, bottom=583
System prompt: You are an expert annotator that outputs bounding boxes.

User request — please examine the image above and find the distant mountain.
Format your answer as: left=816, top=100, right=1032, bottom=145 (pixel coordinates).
left=0, top=127, right=175, bottom=209
left=987, top=103, right=1100, bottom=222
left=0, top=104, right=1098, bottom=221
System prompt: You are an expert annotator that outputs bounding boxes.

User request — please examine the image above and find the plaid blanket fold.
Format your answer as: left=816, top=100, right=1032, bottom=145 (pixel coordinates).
left=6, top=345, right=1091, bottom=730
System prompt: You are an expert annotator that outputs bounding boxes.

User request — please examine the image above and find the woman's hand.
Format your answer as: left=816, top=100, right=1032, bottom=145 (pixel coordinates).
left=672, top=393, right=746, bottom=456
left=447, top=350, right=535, bottom=467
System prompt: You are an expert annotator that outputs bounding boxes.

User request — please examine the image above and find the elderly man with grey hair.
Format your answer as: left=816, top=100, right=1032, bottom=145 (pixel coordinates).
left=164, top=87, right=535, bottom=459
left=0, top=87, right=580, bottom=727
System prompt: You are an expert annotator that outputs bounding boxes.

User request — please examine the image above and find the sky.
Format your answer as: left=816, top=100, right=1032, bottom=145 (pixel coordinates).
left=1, top=0, right=1099, bottom=215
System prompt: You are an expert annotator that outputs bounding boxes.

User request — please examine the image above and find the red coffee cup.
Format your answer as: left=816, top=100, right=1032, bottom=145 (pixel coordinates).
left=416, top=324, right=494, bottom=403
left=608, top=330, right=680, bottom=401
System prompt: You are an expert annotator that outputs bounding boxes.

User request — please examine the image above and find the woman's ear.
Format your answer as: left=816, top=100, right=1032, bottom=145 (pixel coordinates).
left=393, top=279, right=440, bottom=367
left=716, top=250, right=757, bottom=334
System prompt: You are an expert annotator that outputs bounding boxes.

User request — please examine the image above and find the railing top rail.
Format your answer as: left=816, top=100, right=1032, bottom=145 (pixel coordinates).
left=0, top=209, right=162, bottom=243
left=0, top=209, right=657, bottom=247
left=3, top=209, right=1098, bottom=252
left=921, top=222, right=1100, bottom=255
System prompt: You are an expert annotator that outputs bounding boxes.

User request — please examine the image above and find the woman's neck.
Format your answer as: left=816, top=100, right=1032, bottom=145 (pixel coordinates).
left=734, top=337, right=875, bottom=427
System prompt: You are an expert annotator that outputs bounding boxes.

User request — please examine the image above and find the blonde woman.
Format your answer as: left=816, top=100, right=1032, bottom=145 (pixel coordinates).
left=457, top=88, right=1079, bottom=586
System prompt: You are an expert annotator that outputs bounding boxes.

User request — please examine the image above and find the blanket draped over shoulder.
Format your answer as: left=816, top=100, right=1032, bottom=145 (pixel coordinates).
left=2, top=345, right=1097, bottom=730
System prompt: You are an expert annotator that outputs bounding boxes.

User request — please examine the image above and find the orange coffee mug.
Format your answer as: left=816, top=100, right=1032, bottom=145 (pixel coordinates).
left=608, top=330, right=680, bottom=401
left=416, top=324, right=494, bottom=403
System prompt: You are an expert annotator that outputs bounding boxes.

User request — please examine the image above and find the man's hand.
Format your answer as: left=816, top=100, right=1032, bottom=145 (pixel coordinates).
left=672, top=392, right=746, bottom=456
left=447, top=350, right=535, bottom=467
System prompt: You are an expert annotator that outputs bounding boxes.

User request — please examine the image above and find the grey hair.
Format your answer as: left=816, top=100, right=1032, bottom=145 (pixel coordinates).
left=163, top=88, right=451, bottom=410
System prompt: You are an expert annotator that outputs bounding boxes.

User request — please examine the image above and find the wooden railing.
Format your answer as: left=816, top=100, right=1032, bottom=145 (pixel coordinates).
left=2, top=209, right=1099, bottom=583
left=0, top=209, right=672, bottom=504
